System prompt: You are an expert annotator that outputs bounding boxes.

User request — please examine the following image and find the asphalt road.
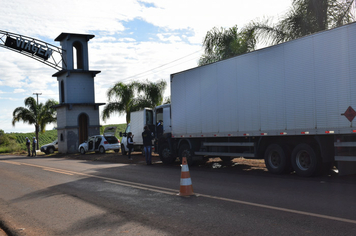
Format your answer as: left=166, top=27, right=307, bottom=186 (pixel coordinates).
left=0, top=153, right=355, bottom=235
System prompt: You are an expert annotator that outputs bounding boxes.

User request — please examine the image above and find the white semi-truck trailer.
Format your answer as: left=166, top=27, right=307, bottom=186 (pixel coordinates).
left=132, top=22, right=356, bottom=176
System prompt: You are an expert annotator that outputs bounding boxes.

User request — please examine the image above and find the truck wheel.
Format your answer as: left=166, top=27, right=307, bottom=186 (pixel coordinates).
left=179, top=144, right=194, bottom=166
left=159, top=143, right=175, bottom=164
left=48, top=147, right=54, bottom=154
left=264, top=144, right=291, bottom=174
left=291, top=143, right=321, bottom=177
left=99, top=146, right=106, bottom=154
left=80, top=147, right=86, bottom=155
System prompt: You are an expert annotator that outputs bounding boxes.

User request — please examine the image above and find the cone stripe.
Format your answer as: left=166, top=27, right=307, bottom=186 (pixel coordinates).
left=179, top=185, right=194, bottom=195
left=180, top=178, right=192, bottom=186
left=181, top=171, right=191, bottom=178
left=181, top=165, right=189, bottom=172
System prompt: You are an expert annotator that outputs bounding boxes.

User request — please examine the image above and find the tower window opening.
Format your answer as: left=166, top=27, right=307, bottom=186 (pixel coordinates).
left=61, top=80, right=65, bottom=103
left=73, top=41, right=83, bottom=69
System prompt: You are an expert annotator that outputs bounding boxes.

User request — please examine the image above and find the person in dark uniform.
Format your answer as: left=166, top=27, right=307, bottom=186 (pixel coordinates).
left=31, top=137, right=37, bottom=157
left=25, top=137, right=30, bottom=156
left=142, top=125, right=153, bottom=165
left=127, top=132, right=134, bottom=160
left=157, top=120, right=163, bottom=138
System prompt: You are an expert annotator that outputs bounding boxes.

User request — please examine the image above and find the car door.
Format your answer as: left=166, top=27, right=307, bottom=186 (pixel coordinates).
left=88, top=137, right=95, bottom=151
left=95, top=136, right=102, bottom=150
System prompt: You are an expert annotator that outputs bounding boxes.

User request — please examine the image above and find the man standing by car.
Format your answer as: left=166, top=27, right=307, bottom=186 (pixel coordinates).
left=25, top=137, right=30, bottom=156
left=32, top=137, right=37, bottom=157
left=142, top=126, right=153, bottom=165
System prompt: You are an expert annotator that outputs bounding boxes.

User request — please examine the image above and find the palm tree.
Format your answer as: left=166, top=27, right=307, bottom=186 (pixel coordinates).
left=199, top=25, right=256, bottom=66
left=247, top=0, right=355, bottom=45
left=135, top=80, right=167, bottom=108
left=102, top=82, right=139, bottom=124
left=12, top=97, right=58, bottom=149
left=102, top=80, right=168, bottom=124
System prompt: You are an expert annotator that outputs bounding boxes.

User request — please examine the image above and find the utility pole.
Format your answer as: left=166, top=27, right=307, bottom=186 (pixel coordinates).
left=33, top=93, right=42, bottom=150
left=33, top=93, right=42, bottom=105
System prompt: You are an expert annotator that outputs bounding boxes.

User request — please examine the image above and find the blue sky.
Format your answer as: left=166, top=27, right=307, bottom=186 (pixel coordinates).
left=0, top=0, right=292, bottom=133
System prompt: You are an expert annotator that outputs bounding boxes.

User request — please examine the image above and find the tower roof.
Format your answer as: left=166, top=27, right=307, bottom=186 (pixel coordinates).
left=55, top=33, right=95, bottom=41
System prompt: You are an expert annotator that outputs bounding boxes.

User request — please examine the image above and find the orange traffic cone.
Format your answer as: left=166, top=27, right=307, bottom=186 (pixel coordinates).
left=178, top=156, right=195, bottom=196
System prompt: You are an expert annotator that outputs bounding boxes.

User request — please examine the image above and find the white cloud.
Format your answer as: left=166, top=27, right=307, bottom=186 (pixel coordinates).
left=13, top=89, right=25, bottom=93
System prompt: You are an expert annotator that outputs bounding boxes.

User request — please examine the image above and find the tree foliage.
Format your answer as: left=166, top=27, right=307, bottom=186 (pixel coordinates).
left=12, top=97, right=58, bottom=149
left=102, top=80, right=167, bottom=124
left=247, top=0, right=355, bottom=45
left=199, top=25, right=256, bottom=65
left=135, top=79, right=167, bottom=108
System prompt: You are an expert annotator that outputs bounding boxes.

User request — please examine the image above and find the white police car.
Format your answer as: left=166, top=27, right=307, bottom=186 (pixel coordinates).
left=78, top=127, right=120, bottom=154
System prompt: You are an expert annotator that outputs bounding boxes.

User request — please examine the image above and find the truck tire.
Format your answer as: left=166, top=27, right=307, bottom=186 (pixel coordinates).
left=99, top=146, right=106, bottom=154
left=159, top=143, right=175, bottom=164
left=121, top=144, right=127, bottom=155
left=179, top=144, right=194, bottom=166
left=80, top=147, right=86, bottom=155
left=291, top=143, right=321, bottom=177
left=48, top=147, right=54, bottom=154
left=264, top=144, right=291, bottom=174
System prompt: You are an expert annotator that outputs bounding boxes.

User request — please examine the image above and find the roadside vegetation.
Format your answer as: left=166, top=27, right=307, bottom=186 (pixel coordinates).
left=0, top=124, right=127, bottom=154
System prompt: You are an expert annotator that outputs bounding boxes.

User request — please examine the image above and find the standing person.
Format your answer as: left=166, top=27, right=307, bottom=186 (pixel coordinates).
left=25, top=137, right=31, bottom=156
left=127, top=132, right=134, bottom=160
left=156, top=120, right=163, bottom=138
left=142, top=125, right=153, bottom=165
left=32, top=137, right=37, bottom=157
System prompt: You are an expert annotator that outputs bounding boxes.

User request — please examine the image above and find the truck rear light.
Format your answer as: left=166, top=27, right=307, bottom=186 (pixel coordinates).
left=280, top=132, right=287, bottom=135
left=325, top=131, right=334, bottom=134
left=353, top=130, right=356, bottom=133
left=261, top=133, right=267, bottom=135
left=301, top=131, right=309, bottom=134
left=243, top=133, right=249, bottom=136
left=228, top=134, right=231, bottom=136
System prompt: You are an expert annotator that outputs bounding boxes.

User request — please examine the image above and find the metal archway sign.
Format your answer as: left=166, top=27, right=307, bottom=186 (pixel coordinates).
left=0, top=30, right=66, bottom=70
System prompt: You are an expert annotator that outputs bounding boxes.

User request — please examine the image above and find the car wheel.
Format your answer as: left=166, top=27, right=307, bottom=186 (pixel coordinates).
left=80, top=147, right=86, bottom=155
left=99, top=146, right=105, bottom=154
left=48, top=147, right=54, bottom=154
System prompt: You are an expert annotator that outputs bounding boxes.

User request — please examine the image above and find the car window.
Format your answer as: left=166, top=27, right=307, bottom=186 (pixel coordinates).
left=105, top=136, right=119, bottom=144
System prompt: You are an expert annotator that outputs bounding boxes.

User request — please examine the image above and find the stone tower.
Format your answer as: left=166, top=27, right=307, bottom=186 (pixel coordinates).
left=52, top=33, right=104, bottom=153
